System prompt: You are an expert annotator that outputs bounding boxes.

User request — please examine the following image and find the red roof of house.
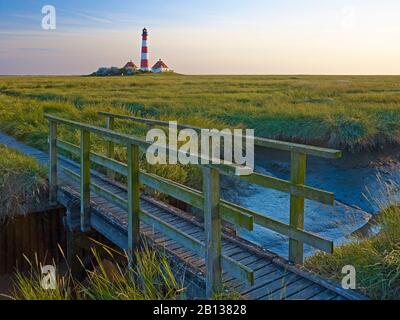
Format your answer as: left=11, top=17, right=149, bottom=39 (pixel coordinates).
left=152, top=59, right=169, bottom=69
left=123, top=61, right=138, bottom=69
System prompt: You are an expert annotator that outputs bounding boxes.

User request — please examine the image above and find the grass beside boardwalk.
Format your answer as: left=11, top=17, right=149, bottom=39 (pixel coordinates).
left=10, top=244, right=185, bottom=300
left=9, top=241, right=241, bottom=300
left=1, top=74, right=400, bottom=151
left=305, top=205, right=400, bottom=300
left=0, top=145, right=47, bottom=221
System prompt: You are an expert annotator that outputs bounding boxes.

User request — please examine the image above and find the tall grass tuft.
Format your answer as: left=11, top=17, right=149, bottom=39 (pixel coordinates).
left=305, top=179, right=400, bottom=300
left=212, top=289, right=242, bottom=300
left=9, top=242, right=185, bottom=300
left=0, top=145, right=47, bottom=222
left=10, top=254, right=73, bottom=300
left=81, top=243, right=185, bottom=300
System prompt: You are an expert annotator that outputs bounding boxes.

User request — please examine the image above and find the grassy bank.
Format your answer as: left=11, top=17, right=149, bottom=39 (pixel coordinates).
left=0, top=145, right=47, bottom=221
left=10, top=244, right=185, bottom=300
left=1, top=75, right=400, bottom=151
left=305, top=205, right=400, bottom=300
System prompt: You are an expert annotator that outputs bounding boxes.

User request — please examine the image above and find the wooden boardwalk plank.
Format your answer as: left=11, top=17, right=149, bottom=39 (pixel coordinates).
left=238, top=256, right=266, bottom=268
left=249, top=273, right=300, bottom=300
left=287, top=283, right=325, bottom=300
left=228, top=251, right=254, bottom=261
left=309, top=289, right=339, bottom=300
left=227, top=262, right=277, bottom=287
left=267, top=278, right=313, bottom=300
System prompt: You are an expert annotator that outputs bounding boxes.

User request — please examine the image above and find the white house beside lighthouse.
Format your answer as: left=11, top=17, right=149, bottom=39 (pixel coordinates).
left=151, top=59, right=170, bottom=73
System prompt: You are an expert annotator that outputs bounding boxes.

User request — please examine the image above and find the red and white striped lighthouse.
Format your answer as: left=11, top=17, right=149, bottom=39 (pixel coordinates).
left=140, top=28, right=149, bottom=71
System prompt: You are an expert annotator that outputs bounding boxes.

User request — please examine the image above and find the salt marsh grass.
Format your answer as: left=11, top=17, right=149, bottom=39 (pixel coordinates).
left=305, top=180, right=400, bottom=300
left=1, top=75, right=400, bottom=152
left=9, top=243, right=185, bottom=300
left=1, top=74, right=399, bottom=189
left=0, top=145, right=47, bottom=221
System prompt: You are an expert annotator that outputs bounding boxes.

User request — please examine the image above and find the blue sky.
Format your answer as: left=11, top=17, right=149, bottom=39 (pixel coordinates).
left=1, top=0, right=400, bottom=75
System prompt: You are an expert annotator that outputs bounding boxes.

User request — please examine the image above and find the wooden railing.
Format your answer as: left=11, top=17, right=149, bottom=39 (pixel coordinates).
left=46, top=112, right=342, bottom=298
left=98, top=111, right=342, bottom=159
left=98, top=112, right=342, bottom=261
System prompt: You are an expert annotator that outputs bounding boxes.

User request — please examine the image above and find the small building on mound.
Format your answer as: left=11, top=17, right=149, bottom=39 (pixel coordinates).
left=123, top=60, right=138, bottom=74
left=151, top=59, right=170, bottom=73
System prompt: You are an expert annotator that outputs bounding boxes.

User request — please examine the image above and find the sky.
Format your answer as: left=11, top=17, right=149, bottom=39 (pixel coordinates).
left=1, top=0, right=400, bottom=75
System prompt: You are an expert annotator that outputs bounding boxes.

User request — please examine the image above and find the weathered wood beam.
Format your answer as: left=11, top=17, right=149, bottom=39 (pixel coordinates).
left=80, top=129, right=91, bottom=232
left=127, top=143, right=140, bottom=267
left=203, top=166, right=222, bottom=298
left=98, top=111, right=342, bottom=159
left=49, top=120, right=58, bottom=205
left=289, top=151, right=306, bottom=264
left=251, top=212, right=333, bottom=253
left=45, top=114, right=149, bottom=149
left=216, top=164, right=334, bottom=205
left=105, top=116, right=115, bottom=180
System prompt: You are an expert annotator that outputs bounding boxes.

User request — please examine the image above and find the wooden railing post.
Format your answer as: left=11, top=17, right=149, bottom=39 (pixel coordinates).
left=127, top=143, right=140, bottom=267
left=106, top=116, right=115, bottom=180
left=80, top=129, right=91, bottom=232
left=49, top=120, right=58, bottom=205
left=289, top=151, right=306, bottom=264
left=203, top=166, right=222, bottom=298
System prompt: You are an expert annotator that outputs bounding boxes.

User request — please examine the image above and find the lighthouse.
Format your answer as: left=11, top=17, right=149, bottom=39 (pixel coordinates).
left=140, top=28, right=149, bottom=71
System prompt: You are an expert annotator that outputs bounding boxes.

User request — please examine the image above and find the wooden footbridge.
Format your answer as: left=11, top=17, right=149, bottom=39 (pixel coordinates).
left=0, top=112, right=367, bottom=300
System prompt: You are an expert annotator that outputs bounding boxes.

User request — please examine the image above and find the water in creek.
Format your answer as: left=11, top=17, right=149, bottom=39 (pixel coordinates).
left=222, top=146, right=400, bottom=258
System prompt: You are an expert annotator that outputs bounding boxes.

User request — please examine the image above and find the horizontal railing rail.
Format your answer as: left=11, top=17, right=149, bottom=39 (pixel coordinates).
left=98, top=111, right=342, bottom=159
left=46, top=115, right=252, bottom=174
left=46, top=112, right=342, bottom=298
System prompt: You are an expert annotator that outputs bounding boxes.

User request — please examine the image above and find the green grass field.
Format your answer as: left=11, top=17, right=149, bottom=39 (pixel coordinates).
left=1, top=74, right=400, bottom=201
left=1, top=75, right=400, bottom=299
left=1, top=74, right=400, bottom=152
